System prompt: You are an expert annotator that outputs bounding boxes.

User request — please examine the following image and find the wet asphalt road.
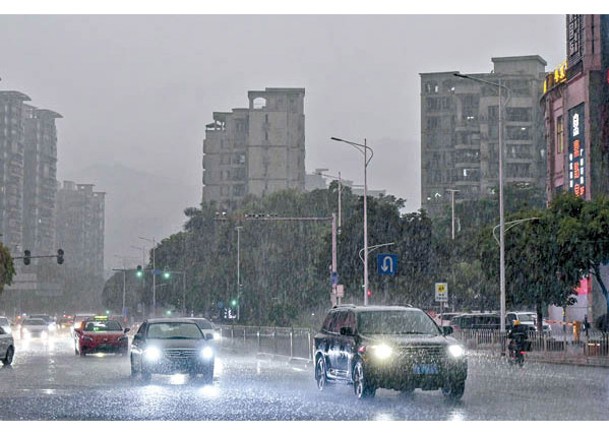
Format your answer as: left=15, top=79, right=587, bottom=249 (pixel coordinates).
left=1, top=331, right=608, bottom=421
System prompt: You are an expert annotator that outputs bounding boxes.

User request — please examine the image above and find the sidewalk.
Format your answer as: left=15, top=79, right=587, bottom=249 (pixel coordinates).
left=473, top=346, right=609, bottom=368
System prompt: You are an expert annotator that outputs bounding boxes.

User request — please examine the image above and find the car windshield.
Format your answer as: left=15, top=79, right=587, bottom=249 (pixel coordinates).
left=192, top=319, right=213, bottom=329
left=147, top=322, right=203, bottom=339
left=23, top=319, right=46, bottom=326
left=84, top=320, right=123, bottom=332
left=517, top=313, right=536, bottom=322
left=357, top=311, right=440, bottom=335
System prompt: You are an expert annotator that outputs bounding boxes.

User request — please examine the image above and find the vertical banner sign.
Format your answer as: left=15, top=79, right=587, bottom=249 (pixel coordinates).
left=568, top=104, right=585, bottom=197
left=435, top=282, right=448, bottom=302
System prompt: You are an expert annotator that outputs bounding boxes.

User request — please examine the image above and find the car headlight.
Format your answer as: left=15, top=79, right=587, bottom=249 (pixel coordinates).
left=213, top=331, right=222, bottom=341
left=144, top=346, right=162, bottom=362
left=370, top=343, right=393, bottom=360
left=82, top=336, right=93, bottom=342
left=448, top=344, right=465, bottom=358
left=200, top=346, right=214, bottom=360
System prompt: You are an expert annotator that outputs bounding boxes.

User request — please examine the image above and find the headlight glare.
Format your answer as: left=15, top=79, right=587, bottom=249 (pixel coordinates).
left=448, top=344, right=465, bottom=358
left=200, top=346, right=214, bottom=360
left=144, top=346, right=162, bottom=362
left=371, top=343, right=393, bottom=360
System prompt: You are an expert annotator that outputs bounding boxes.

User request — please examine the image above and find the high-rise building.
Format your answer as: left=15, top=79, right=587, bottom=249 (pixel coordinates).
left=0, top=90, right=30, bottom=254
left=202, top=87, right=306, bottom=211
left=541, top=14, right=609, bottom=325
left=55, top=181, right=106, bottom=279
left=23, top=104, right=62, bottom=255
left=420, top=56, right=548, bottom=219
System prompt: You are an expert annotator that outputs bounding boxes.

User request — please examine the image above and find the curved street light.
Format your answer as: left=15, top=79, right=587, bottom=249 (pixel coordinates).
left=454, top=72, right=512, bottom=339
left=331, top=136, right=374, bottom=305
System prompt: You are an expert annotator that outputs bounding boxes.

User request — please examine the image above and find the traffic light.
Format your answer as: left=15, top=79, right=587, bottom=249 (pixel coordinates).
left=136, top=265, right=143, bottom=278
left=367, top=289, right=372, bottom=298
left=23, top=250, right=31, bottom=265
left=231, top=298, right=238, bottom=307
left=57, top=249, right=64, bottom=264
left=163, top=267, right=171, bottom=279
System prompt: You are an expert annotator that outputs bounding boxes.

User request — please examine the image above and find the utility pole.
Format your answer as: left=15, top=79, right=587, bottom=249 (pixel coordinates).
left=446, top=189, right=459, bottom=240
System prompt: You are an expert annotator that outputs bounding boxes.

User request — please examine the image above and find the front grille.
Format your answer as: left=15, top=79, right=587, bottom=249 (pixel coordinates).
left=396, top=346, right=446, bottom=364
left=164, top=349, right=198, bottom=360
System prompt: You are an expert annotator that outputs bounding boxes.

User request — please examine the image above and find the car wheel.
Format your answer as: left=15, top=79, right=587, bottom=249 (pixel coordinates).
left=141, top=369, right=151, bottom=382
left=441, top=380, right=465, bottom=401
left=201, top=362, right=214, bottom=384
left=130, top=355, right=139, bottom=378
left=315, top=356, right=329, bottom=391
left=2, top=346, right=14, bottom=366
left=79, top=346, right=86, bottom=357
left=353, top=360, right=376, bottom=399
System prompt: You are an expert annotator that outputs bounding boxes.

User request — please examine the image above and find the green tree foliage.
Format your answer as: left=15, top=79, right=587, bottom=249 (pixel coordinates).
left=0, top=243, right=15, bottom=295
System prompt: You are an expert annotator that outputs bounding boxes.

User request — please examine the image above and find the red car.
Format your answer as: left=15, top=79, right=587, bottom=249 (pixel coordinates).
left=73, top=316, right=130, bottom=357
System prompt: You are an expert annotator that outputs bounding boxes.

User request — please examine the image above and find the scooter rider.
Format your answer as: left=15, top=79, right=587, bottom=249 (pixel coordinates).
left=507, top=319, right=530, bottom=357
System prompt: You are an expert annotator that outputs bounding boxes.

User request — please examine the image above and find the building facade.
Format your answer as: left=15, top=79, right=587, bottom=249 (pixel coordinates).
left=0, top=91, right=31, bottom=254
left=541, top=15, right=609, bottom=325
left=55, top=181, right=106, bottom=279
left=420, top=56, right=548, bottom=219
left=23, top=105, right=62, bottom=256
left=202, top=88, right=306, bottom=211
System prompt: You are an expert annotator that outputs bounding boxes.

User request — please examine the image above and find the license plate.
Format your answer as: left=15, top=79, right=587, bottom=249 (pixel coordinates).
left=412, top=364, right=438, bottom=375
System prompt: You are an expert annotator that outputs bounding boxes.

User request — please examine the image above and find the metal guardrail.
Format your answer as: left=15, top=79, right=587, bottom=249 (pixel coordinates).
left=216, top=324, right=314, bottom=363
left=215, top=324, right=609, bottom=365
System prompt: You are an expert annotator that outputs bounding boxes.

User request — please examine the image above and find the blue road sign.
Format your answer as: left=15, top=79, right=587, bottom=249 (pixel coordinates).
left=377, top=254, right=398, bottom=276
left=330, top=271, right=339, bottom=286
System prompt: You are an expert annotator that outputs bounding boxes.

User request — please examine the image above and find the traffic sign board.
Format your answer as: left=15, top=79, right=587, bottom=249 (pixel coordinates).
left=435, top=282, right=448, bottom=302
left=377, top=254, right=398, bottom=275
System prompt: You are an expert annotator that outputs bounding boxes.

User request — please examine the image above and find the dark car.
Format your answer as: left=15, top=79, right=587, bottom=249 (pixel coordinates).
left=130, top=318, right=215, bottom=383
left=73, top=316, right=130, bottom=356
left=449, top=313, right=501, bottom=331
left=314, top=304, right=468, bottom=400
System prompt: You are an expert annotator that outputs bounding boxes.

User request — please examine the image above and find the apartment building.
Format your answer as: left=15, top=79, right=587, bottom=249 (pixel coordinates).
left=420, top=56, right=548, bottom=219
left=55, top=181, right=106, bottom=279
left=0, top=90, right=30, bottom=254
left=202, top=87, right=306, bottom=211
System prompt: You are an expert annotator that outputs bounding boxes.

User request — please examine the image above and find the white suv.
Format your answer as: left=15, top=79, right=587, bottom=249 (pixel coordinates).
left=506, top=312, right=551, bottom=334
left=0, top=316, right=15, bottom=365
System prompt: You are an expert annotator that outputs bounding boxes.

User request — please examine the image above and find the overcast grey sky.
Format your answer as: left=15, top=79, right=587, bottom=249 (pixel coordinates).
left=0, top=12, right=570, bottom=264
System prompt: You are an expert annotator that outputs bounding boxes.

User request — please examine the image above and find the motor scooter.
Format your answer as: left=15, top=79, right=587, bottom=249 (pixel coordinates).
left=508, top=339, right=530, bottom=367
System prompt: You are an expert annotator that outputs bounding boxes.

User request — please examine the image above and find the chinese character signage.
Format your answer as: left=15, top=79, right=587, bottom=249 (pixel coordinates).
left=568, top=104, right=585, bottom=197
left=567, top=15, right=583, bottom=67
left=543, top=60, right=568, bottom=94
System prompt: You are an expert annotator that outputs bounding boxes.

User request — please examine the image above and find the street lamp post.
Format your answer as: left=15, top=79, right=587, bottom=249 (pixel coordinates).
left=454, top=72, right=511, bottom=340
left=235, top=226, right=242, bottom=321
left=138, top=236, right=157, bottom=317
left=446, top=189, right=459, bottom=240
left=331, top=137, right=374, bottom=305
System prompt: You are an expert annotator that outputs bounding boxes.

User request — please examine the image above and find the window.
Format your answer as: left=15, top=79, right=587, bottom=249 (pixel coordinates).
left=506, top=107, right=532, bottom=122
left=557, top=116, right=564, bottom=154
left=507, top=126, right=531, bottom=141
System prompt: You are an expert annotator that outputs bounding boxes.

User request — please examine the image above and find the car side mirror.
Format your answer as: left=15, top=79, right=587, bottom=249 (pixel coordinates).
left=339, top=326, right=354, bottom=336
left=442, top=326, right=454, bottom=336
left=124, top=327, right=130, bottom=333
left=0, top=326, right=5, bottom=335
left=205, top=333, right=214, bottom=340
left=134, top=333, right=143, bottom=341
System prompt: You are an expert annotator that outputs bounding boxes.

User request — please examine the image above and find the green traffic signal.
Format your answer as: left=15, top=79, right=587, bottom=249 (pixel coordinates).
left=231, top=299, right=237, bottom=307
left=136, top=265, right=143, bottom=277
left=163, top=269, right=171, bottom=279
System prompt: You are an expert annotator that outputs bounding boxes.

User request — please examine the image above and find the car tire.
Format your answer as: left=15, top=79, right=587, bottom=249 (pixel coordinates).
left=2, top=346, right=14, bottom=366
left=141, top=369, right=151, bottom=382
left=79, top=346, right=86, bottom=357
left=130, top=355, right=139, bottom=377
left=201, top=362, right=214, bottom=384
left=315, top=355, right=329, bottom=391
left=441, top=380, right=465, bottom=401
left=353, top=360, right=376, bottom=399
